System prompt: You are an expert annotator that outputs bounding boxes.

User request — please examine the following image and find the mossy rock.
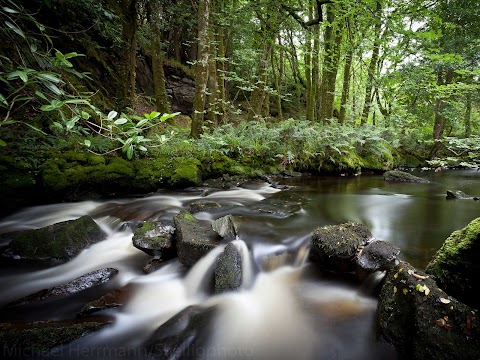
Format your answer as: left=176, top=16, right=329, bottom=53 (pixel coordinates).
left=170, top=157, right=202, bottom=187
left=174, top=210, right=220, bottom=267
left=132, top=221, right=176, bottom=257
left=214, top=243, right=242, bottom=293
left=378, top=261, right=480, bottom=360
left=41, top=152, right=135, bottom=194
left=5, top=215, right=107, bottom=264
left=426, top=217, right=480, bottom=309
left=0, top=320, right=108, bottom=357
left=383, top=170, right=429, bottom=183
left=310, top=222, right=372, bottom=273
left=134, top=156, right=173, bottom=191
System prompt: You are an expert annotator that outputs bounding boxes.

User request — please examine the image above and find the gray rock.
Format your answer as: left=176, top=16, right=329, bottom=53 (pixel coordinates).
left=6, top=268, right=118, bottom=307
left=310, top=222, right=372, bottom=273
left=356, top=240, right=400, bottom=281
left=425, top=217, right=480, bottom=309
left=377, top=261, right=480, bottom=360
left=174, top=210, right=220, bottom=267
left=189, top=201, right=222, bottom=213
left=212, top=215, right=238, bottom=240
left=143, top=257, right=165, bottom=274
left=77, top=284, right=133, bottom=317
left=144, top=305, right=217, bottom=359
left=132, top=221, right=175, bottom=257
left=446, top=190, right=474, bottom=199
left=214, top=243, right=243, bottom=293
left=0, top=319, right=109, bottom=357
left=3, top=216, right=107, bottom=264
left=383, top=170, right=430, bottom=183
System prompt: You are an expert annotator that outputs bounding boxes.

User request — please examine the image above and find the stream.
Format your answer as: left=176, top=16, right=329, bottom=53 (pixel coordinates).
left=1, top=170, right=480, bottom=359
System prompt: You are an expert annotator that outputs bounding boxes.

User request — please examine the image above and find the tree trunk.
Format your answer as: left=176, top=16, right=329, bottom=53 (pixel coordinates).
left=217, top=29, right=227, bottom=124
left=271, top=46, right=283, bottom=120
left=318, top=4, right=342, bottom=124
left=464, top=91, right=472, bottom=138
left=339, top=46, right=353, bottom=125
left=248, top=41, right=272, bottom=119
left=433, top=68, right=454, bottom=140
left=361, top=0, right=382, bottom=125
left=117, top=0, right=138, bottom=110
left=190, top=0, right=211, bottom=139
left=312, top=11, right=320, bottom=120
left=207, top=26, right=218, bottom=126
left=148, top=0, right=171, bottom=114
left=305, top=2, right=314, bottom=120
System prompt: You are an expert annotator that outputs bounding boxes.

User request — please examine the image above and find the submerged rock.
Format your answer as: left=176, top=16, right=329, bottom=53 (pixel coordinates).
left=144, top=305, right=216, bottom=359
left=383, top=170, right=430, bottom=183
left=132, top=221, right=176, bottom=258
left=377, top=261, right=480, bottom=360
left=446, top=190, right=474, bottom=200
left=3, top=216, right=107, bottom=264
left=174, top=210, right=220, bottom=267
left=310, top=222, right=372, bottom=273
left=0, top=319, right=109, bottom=358
left=214, top=243, right=243, bottom=293
left=425, top=217, right=480, bottom=309
left=6, top=268, right=118, bottom=307
left=77, top=284, right=133, bottom=317
left=143, top=257, right=165, bottom=274
left=356, top=240, right=400, bottom=281
left=212, top=215, right=239, bottom=240
left=189, top=201, right=222, bottom=213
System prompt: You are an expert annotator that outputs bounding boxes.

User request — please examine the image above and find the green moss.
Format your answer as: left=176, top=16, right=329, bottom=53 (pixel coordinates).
left=10, top=216, right=107, bottom=261
left=136, top=221, right=156, bottom=234
left=0, top=321, right=106, bottom=355
left=425, top=217, right=480, bottom=309
left=171, top=157, right=202, bottom=186
left=182, top=211, right=197, bottom=222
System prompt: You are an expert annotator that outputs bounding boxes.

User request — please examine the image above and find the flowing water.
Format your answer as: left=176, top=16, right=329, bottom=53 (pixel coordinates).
left=1, top=170, right=480, bottom=359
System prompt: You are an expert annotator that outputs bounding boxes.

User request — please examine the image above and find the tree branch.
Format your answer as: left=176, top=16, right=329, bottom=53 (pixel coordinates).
left=281, top=0, right=334, bottom=30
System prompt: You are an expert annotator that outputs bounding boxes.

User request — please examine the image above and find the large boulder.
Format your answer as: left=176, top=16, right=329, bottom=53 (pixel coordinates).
left=356, top=240, right=400, bottom=281
left=0, top=319, right=108, bottom=358
left=310, top=222, right=372, bottom=272
left=6, top=268, right=118, bottom=307
left=174, top=210, right=220, bottom=267
left=212, top=215, right=239, bottom=240
left=383, top=170, right=430, bottom=183
left=425, top=217, right=480, bottom=309
left=3, top=216, right=107, bottom=264
left=132, top=221, right=176, bottom=258
left=214, top=242, right=243, bottom=293
left=189, top=201, right=222, bottom=214
left=144, top=305, right=216, bottom=359
left=378, top=261, right=480, bottom=360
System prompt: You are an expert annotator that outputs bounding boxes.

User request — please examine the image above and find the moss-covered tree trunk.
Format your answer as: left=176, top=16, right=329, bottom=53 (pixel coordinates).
left=465, top=91, right=472, bottom=138
left=116, top=0, right=138, bottom=111
left=361, top=0, right=382, bottom=125
left=312, top=10, right=320, bottom=120
left=318, top=4, right=342, bottom=124
left=207, top=26, right=218, bottom=126
left=217, top=29, right=227, bottom=124
left=339, top=46, right=353, bottom=125
left=190, top=0, right=211, bottom=139
left=148, top=0, right=171, bottom=114
left=305, top=8, right=313, bottom=121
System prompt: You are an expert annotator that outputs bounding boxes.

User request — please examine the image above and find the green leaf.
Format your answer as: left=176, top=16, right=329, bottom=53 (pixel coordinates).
left=107, top=110, right=118, bottom=120
left=34, top=91, right=48, bottom=101
left=3, top=6, right=19, bottom=14
left=159, top=112, right=181, bottom=122
left=22, top=122, right=48, bottom=135
left=84, top=139, right=91, bottom=147
left=137, top=118, right=149, bottom=127
left=81, top=111, right=90, bottom=120
left=37, top=72, right=63, bottom=84
left=41, top=80, right=63, bottom=95
left=5, top=21, right=25, bottom=38
left=0, top=93, right=7, bottom=107
left=0, top=139, right=6, bottom=146
left=63, top=98, right=88, bottom=105
left=126, top=145, right=134, bottom=160
left=114, top=118, right=128, bottom=125
left=138, top=145, right=148, bottom=152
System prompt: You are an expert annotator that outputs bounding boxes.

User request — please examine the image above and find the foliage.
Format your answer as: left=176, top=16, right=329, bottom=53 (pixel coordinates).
left=427, top=136, right=480, bottom=168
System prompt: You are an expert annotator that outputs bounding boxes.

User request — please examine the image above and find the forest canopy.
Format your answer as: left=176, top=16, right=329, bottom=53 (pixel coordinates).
left=0, top=0, right=479, bottom=185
